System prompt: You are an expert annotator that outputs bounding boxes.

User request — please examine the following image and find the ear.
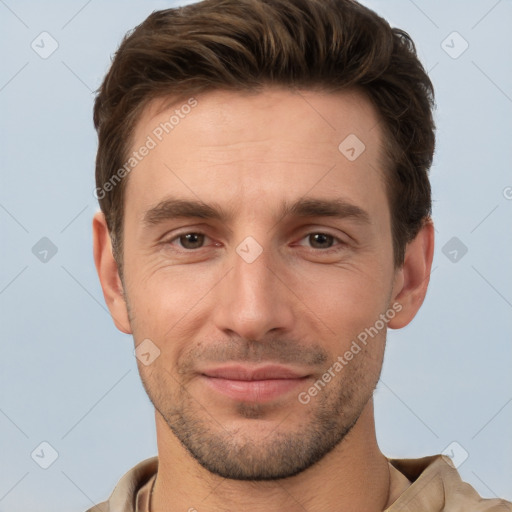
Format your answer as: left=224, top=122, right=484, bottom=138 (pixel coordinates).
left=92, top=211, right=132, bottom=334
left=387, top=218, right=435, bottom=329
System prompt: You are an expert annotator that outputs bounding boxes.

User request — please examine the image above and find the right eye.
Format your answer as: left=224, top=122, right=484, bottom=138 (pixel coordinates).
left=166, top=232, right=210, bottom=250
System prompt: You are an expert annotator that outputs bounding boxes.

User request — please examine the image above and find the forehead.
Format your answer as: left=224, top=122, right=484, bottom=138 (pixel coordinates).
left=125, top=87, right=389, bottom=221
left=136, top=87, right=382, bottom=150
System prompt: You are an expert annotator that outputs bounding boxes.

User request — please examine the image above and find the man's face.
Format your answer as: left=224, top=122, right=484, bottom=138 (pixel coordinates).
left=121, top=87, right=401, bottom=480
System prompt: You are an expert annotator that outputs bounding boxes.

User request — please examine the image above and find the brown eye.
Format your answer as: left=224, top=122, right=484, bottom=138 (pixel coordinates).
left=308, top=233, right=335, bottom=249
left=178, top=233, right=205, bottom=249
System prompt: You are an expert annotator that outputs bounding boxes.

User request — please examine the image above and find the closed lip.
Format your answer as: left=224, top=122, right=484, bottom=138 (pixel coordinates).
left=200, top=364, right=309, bottom=381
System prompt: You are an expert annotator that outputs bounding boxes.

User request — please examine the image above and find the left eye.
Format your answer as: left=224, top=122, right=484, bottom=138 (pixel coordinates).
left=298, top=233, right=342, bottom=250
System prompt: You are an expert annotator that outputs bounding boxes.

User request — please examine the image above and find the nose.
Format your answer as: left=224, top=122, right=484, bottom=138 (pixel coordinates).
left=212, top=240, right=296, bottom=341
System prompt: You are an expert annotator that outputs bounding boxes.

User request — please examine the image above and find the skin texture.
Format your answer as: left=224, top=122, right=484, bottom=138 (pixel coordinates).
left=93, top=87, right=434, bottom=511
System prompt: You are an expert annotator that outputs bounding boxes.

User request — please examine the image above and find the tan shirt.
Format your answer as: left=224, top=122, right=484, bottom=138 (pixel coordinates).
left=86, top=454, right=512, bottom=512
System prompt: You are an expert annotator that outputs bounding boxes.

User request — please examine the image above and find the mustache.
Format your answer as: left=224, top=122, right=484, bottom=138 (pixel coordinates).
left=178, top=337, right=329, bottom=372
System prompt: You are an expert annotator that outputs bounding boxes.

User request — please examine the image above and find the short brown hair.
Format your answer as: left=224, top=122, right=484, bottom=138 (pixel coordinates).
left=94, top=0, right=435, bottom=271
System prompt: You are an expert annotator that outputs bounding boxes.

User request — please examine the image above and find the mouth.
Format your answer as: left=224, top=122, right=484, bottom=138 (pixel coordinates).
left=199, top=364, right=311, bottom=403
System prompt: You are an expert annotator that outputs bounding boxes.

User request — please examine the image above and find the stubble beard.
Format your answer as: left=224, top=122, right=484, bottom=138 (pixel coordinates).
left=140, top=344, right=382, bottom=481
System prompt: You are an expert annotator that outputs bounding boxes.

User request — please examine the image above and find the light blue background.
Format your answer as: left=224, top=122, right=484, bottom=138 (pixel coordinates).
left=1, top=1, right=511, bottom=510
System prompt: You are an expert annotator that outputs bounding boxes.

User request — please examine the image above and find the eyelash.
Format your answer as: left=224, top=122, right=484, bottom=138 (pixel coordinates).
left=164, top=231, right=346, bottom=253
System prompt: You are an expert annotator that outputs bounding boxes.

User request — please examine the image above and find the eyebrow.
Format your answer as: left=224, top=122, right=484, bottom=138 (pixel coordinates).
left=142, top=196, right=371, bottom=227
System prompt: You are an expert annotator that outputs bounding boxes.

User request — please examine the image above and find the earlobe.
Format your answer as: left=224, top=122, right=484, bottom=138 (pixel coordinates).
left=92, top=211, right=132, bottom=334
left=387, top=218, right=435, bottom=330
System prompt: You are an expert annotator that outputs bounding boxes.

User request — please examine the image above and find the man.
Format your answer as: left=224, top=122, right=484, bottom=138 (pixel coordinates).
left=89, top=0, right=511, bottom=510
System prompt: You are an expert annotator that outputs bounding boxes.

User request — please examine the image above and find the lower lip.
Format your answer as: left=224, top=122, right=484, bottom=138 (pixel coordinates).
left=201, top=375, right=308, bottom=402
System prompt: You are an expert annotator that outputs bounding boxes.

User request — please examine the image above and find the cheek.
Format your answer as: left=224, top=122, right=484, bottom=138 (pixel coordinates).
left=290, top=261, right=392, bottom=333
left=124, top=261, right=221, bottom=345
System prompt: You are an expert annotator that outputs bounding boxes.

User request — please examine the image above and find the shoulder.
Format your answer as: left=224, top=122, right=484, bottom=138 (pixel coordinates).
left=84, top=456, right=158, bottom=512
left=387, top=454, right=512, bottom=511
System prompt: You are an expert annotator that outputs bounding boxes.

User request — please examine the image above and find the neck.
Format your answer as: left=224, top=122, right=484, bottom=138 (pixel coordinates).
left=152, top=400, right=394, bottom=512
